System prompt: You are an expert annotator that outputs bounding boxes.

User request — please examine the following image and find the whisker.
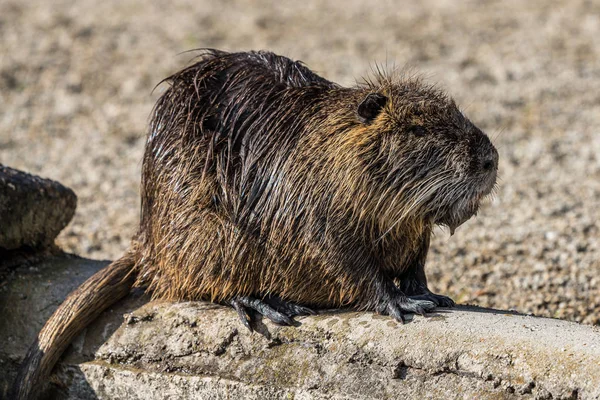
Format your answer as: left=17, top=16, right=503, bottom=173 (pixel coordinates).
left=492, top=125, right=506, bottom=141
left=375, top=171, right=455, bottom=242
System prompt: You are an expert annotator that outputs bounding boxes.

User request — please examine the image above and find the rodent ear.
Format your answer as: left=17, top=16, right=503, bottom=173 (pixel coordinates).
left=357, top=93, right=387, bottom=124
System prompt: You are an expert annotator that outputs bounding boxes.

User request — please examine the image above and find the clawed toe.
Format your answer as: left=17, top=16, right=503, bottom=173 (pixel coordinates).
left=409, top=293, right=455, bottom=308
left=263, top=295, right=317, bottom=317
left=292, top=304, right=318, bottom=316
left=398, top=298, right=436, bottom=315
left=230, top=296, right=313, bottom=330
left=231, top=299, right=253, bottom=331
left=384, top=294, right=437, bottom=323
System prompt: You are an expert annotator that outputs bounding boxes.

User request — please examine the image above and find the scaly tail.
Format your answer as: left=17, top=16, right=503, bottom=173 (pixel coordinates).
left=11, top=250, right=138, bottom=399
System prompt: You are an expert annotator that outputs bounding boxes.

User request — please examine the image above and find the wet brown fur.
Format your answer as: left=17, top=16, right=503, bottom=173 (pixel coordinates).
left=14, top=49, right=498, bottom=399
left=135, top=50, right=496, bottom=308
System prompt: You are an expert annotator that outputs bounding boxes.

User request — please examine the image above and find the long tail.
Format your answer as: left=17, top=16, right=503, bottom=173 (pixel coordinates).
left=11, top=251, right=138, bottom=399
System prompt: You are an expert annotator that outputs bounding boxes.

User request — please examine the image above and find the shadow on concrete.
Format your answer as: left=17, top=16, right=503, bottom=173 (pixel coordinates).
left=453, top=304, right=527, bottom=316
left=46, top=288, right=151, bottom=400
left=0, top=255, right=109, bottom=399
left=307, top=303, right=528, bottom=327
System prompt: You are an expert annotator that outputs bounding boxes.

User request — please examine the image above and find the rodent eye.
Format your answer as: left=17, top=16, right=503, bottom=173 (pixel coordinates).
left=408, top=125, right=426, bottom=137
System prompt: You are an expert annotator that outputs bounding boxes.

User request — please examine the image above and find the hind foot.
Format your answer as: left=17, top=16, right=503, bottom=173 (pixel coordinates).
left=230, top=295, right=315, bottom=331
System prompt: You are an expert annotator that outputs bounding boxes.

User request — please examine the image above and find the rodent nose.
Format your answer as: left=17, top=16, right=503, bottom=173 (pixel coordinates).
left=481, top=148, right=498, bottom=172
left=482, top=158, right=495, bottom=172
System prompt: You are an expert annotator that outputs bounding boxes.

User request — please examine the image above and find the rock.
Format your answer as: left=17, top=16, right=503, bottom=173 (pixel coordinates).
left=0, top=165, right=77, bottom=250
left=2, top=255, right=600, bottom=399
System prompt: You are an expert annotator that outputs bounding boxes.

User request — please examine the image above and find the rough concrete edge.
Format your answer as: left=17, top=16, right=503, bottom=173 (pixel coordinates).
left=56, top=300, right=600, bottom=400
left=56, top=359, right=513, bottom=400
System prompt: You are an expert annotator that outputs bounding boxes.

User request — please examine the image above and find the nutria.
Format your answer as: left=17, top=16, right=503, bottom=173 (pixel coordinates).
left=13, top=49, right=498, bottom=398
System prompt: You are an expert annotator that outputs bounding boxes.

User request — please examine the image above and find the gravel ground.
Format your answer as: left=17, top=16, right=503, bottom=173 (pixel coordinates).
left=1, top=0, right=599, bottom=324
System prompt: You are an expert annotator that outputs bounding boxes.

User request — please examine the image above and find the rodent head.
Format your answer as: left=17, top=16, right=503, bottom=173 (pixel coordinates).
left=354, top=77, right=498, bottom=236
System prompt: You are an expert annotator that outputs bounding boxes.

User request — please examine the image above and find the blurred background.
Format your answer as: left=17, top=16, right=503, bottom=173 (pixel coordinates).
left=1, top=0, right=599, bottom=324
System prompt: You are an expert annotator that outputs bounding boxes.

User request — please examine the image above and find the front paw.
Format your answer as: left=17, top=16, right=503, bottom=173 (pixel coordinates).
left=378, top=290, right=436, bottom=323
left=409, top=293, right=455, bottom=308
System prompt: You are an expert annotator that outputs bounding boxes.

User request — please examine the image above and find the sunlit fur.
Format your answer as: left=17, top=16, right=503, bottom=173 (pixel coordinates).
left=133, top=49, right=498, bottom=310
